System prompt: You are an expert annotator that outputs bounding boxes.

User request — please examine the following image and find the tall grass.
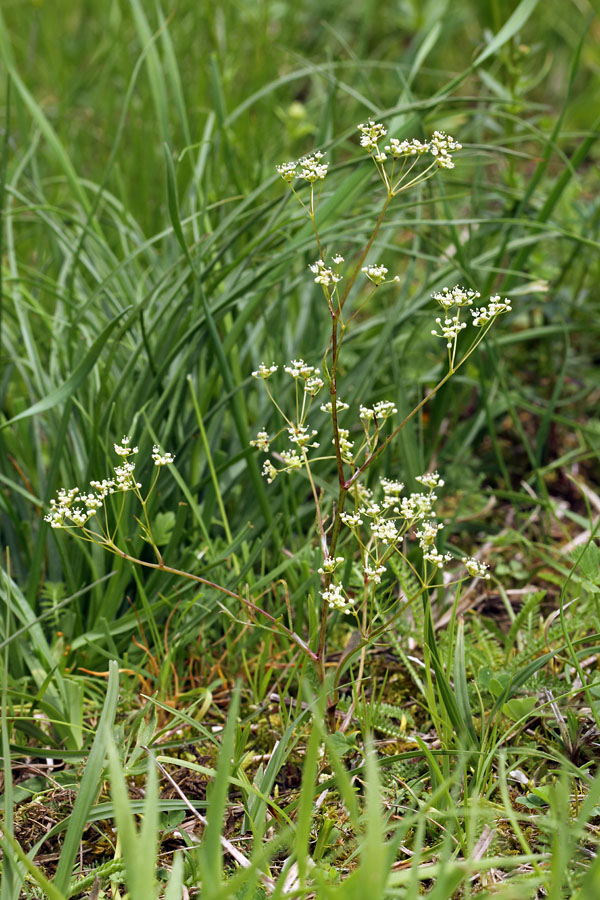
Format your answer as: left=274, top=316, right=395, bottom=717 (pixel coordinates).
left=1, top=0, right=600, bottom=896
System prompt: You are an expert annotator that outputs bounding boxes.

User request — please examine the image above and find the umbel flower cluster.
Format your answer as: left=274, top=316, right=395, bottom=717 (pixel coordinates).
left=322, top=472, right=489, bottom=614
left=44, top=437, right=175, bottom=531
left=357, top=121, right=461, bottom=169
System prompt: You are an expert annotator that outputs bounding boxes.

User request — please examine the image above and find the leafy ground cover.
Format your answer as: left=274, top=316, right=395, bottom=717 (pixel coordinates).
left=1, top=0, right=600, bottom=897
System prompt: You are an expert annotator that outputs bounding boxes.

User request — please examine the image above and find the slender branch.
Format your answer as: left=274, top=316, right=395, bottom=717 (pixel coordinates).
left=344, top=361, right=458, bottom=490
left=303, top=450, right=328, bottom=559
left=108, top=545, right=318, bottom=660
left=339, top=194, right=391, bottom=310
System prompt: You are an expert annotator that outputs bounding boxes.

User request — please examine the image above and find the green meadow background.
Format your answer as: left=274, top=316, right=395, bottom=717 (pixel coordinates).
left=1, top=0, right=600, bottom=897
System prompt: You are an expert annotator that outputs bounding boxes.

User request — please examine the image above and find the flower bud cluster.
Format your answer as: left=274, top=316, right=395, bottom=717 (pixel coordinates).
left=340, top=510, right=363, bottom=527
left=288, top=423, right=319, bottom=448
left=433, top=285, right=480, bottom=310
left=320, top=398, right=349, bottom=414
left=284, top=359, right=317, bottom=379
left=361, top=264, right=388, bottom=285
left=114, top=436, right=138, bottom=456
left=318, top=556, right=344, bottom=575
left=430, top=285, right=513, bottom=353
left=276, top=151, right=328, bottom=184
left=357, top=120, right=387, bottom=151
left=45, top=437, right=174, bottom=531
left=252, top=362, right=278, bottom=379
left=335, top=428, right=354, bottom=464
left=280, top=450, right=303, bottom=469
left=281, top=359, right=325, bottom=396
left=250, top=429, right=271, bottom=452
left=252, top=356, right=329, bottom=482
left=338, top=472, right=489, bottom=577
left=364, top=562, right=386, bottom=584
left=431, top=315, right=467, bottom=348
left=152, top=445, right=175, bottom=466
left=471, top=296, right=513, bottom=327
left=385, top=138, right=429, bottom=158
left=305, top=375, right=324, bottom=396
left=320, top=583, right=353, bottom=614
left=45, top=487, right=100, bottom=529
left=360, top=400, right=398, bottom=423
left=262, top=460, right=278, bottom=483
left=429, top=131, right=462, bottom=168
left=463, top=557, right=491, bottom=579
left=310, top=258, right=343, bottom=286
left=415, top=471, right=445, bottom=490
left=358, top=121, right=462, bottom=170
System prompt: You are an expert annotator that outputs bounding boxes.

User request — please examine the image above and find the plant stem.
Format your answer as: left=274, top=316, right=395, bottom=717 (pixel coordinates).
left=108, top=545, right=318, bottom=660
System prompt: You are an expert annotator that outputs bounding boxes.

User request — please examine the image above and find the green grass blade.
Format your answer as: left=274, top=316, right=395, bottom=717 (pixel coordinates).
left=53, top=660, right=119, bottom=894
left=473, top=0, right=541, bottom=67
left=200, top=683, right=240, bottom=895
left=0, top=308, right=130, bottom=430
left=106, top=743, right=159, bottom=900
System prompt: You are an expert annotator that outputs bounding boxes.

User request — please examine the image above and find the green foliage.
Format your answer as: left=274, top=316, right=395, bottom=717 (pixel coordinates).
left=1, top=0, right=600, bottom=896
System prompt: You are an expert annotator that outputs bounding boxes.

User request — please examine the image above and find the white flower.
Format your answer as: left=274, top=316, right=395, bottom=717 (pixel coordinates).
left=90, top=479, right=115, bottom=498
left=45, top=486, right=103, bottom=529
left=471, top=296, right=512, bottom=327
left=416, top=520, right=444, bottom=547
left=310, top=259, right=342, bottom=286
left=280, top=450, right=303, bottom=470
left=431, top=315, right=467, bottom=348
left=297, top=152, right=328, bottom=182
left=276, top=152, right=328, bottom=184
left=114, top=461, right=141, bottom=491
left=305, top=375, right=324, bottom=396
left=340, top=511, right=363, bottom=527
left=262, top=460, right=278, bottom=483
left=114, top=436, right=138, bottom=457
left=399, top=492, right=436, bottom=522
left=250, top=430, right=271, bottom=452
left=357, top=120, right=387, bottom=151
left=332, top=253, right=344, bottom=264
left=320, top=583, right=353, bottom=613
left=252, top=362, right=278, bottom=379
left=83, top=492, right=103, bottom=511
left=423, top=548, right=453, bottom=568
left=381, top=477, right=404, bottom=496
left=361, top=402, right=397, bottom=423
left=287, top=424, right=319, bottom=448
left=276, top=161, right=298, bottom=183
left=361, top=264, right=388, bottom=285
left=318, top=556, right=345, bottom=575
left=320, top=398, right=349, bottom=414
left=429, top=131, right=462, bottom=169
left=284, top=358, right=315, bottom=379
left=365, top=562, right=386, bottom=584
left=385, top=137, right=430, bottom=157
left=432, top=285, right=480, bottom=310
left=335, top=428, right=354, bottom=464
left=415, top=471, right=445, bottom=490
left=370, top=518, right=399, bottom=544
left=373, top=400, right=398, bottom=420
left=361, top=501, right=382, bottom=518
left=68, top=508, right=90, bottom=527
left=464, top=557, right=491, bottom=579
left=152, top=445, right=175, bottom=466
left=355, top=483, right=373, bottom=504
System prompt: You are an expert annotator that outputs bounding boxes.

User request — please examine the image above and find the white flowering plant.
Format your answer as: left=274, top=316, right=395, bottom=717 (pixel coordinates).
left=252, top=119, right=512, bottom=700
left=46, top=119, right=511, bottom=713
